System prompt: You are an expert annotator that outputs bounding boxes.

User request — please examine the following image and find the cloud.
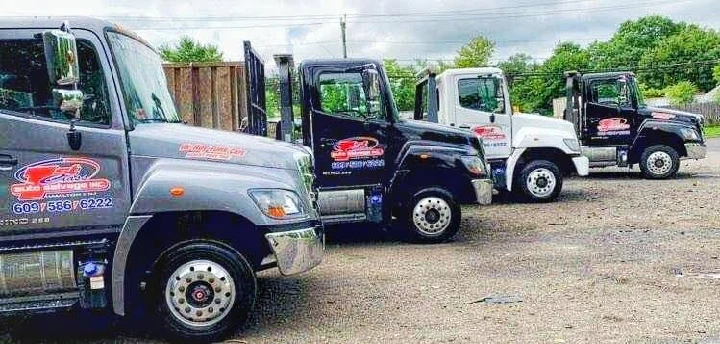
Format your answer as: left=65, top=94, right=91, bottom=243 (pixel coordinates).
left=3, top=0, right=719, bottom=69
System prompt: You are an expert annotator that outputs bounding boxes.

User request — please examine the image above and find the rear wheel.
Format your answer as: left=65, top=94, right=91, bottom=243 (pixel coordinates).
left=401, top=187, right=461, bottom=244
left=514, top=160, right=563, bottom=202
left=639, top=145, right=679, bottom=179
left=155, top=242, right=257, bottom=342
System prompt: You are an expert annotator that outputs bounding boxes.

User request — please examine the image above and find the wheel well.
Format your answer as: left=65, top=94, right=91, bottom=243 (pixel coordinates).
left=517, top=147, right=575, bottom=176
left=630, top=132, right=686, bottom=162
left=121, top=211, right=267, bottom=317
left=393, top=168, right=475, bottom=207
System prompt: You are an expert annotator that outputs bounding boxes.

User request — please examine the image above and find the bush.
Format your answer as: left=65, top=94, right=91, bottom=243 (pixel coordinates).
left=664, top=81, right=698, bottom=106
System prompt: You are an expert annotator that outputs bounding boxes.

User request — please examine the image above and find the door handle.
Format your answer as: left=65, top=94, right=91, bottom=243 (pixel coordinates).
left=459, top=125, right=471, bottom=129
left=0, top=155, right=18, bottom=171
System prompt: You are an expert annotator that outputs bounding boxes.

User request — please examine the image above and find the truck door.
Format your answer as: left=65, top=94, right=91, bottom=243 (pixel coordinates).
left=584, top=77, right=635, bottom=146
left=308, top=68, right=389, bottom=189
left=0, top=29, right=130, bottom=234
left=452, top=76, right=512, bottom=159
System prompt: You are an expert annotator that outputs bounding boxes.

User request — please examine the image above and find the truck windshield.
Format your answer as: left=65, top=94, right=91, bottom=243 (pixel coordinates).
left=107, top=32, right=182, bottom=125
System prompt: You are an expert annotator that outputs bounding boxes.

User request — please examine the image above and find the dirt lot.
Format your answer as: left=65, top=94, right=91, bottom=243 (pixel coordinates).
left=3, top=140, right=720, bottom=343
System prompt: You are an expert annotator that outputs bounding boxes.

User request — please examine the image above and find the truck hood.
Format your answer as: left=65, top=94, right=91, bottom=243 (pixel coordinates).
left=394, top=119, right=485, bottom=154
left=128, top=123, right=309, bottom=170
left=641, top=106, right=705, bottom=126
left=513, top=112, right=576, bottom=133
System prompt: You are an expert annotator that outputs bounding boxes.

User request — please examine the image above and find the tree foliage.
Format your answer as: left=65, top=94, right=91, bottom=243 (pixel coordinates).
left=500, top=16, right=719, bottom=115
left=664, top=81, right=698, bottom=106
left=383, top=59, right=418, bottom=111
left=638, top=25, right=720, bottom=92
left=160, top=37, right=224, bottom=63
left=454, top=36, right=495, bottom=68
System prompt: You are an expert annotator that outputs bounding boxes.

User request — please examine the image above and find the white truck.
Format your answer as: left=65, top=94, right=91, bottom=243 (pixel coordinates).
left=415, top=67, right=589, bottom=202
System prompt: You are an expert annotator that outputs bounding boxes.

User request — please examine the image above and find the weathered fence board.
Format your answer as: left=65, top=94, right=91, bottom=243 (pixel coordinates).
left=664, top=103, right=720, bottom=125
left=163, top=62, right=247, bottom=131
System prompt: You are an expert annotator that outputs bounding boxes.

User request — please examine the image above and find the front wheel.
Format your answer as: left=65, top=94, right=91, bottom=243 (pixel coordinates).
left=639, top=145, right=680, bottom=179
left=514, top=160, right=563, bottom=202
left=155, top=242, right=257, bottom=342
left=401, top=187, right=461, bottom=244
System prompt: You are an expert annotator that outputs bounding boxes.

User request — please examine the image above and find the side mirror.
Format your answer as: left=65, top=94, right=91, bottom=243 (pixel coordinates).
left=42, top=29, right=80, bottom=86
left=361, top=69, right=381, bottom=116
left=362, top=69, right=381, bottom=101
left=52, top=89, right=84, bottom=119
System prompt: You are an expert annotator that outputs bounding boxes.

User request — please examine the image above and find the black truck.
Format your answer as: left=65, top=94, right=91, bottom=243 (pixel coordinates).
left=253, top=56, right=494, bottom=243
left=564, top=71, right=707, bottom=178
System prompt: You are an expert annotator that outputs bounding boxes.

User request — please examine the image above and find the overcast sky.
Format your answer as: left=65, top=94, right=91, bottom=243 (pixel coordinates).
left=4, top=0, right=720, bottom=69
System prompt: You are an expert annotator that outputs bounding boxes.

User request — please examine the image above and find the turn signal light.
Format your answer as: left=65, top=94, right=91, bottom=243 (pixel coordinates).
left=267, top=206, right=287, bottom=218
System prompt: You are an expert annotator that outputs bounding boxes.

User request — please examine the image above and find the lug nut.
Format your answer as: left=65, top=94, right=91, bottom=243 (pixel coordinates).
left=196, top=310, right=203, bottom=317
left=214, top=299, right=221, bottom=304
left=215, top=287, right=222, bottom=293
left=197, top=274, right=204, bottom=280
left=208, top=278, right=215, bottom=283
left=178, top=298, right=185, bottom=304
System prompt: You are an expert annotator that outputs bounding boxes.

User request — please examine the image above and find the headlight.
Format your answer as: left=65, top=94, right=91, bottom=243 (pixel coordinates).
left=563, top=138, right=581, bottom=152
left=249, top=189, right=306, bottom=220
left=460, top=156, right=487, bottom=176
left=680, top=128, right=700, bottom=141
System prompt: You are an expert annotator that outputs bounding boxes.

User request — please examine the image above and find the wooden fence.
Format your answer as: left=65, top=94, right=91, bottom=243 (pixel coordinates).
left=163, top=62, right=247, bottom=131
left=663, top=102, right=720, bottom=125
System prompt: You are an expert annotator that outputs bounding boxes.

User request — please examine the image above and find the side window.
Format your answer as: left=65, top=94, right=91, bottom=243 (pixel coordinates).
left=590, top=79, right=630, bottom=108
left=0, top=38, right=110, bottom=125
left=458, top=78, right=505, bottom=114
left=317, top=72, right=384, bottom=121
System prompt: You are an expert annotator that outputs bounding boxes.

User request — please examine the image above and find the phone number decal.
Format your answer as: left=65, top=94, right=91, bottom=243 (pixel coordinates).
left=12, top=198, right=114, bottom=215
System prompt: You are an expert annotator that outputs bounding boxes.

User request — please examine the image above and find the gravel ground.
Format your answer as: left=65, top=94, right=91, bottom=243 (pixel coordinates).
left=3, top=140, right=719, bottom=343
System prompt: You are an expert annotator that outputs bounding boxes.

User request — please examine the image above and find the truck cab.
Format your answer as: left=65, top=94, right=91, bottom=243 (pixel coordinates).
left=564, top=71, right=707, bottom=178
left=279, top=59, right=493, bottom=243
left=0, top=17, right=323, bottom=341
left=415, top=67, right=589, bottom=202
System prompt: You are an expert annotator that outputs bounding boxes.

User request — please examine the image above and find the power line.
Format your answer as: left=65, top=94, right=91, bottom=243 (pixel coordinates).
left=108, top=0, right=689, bottom=31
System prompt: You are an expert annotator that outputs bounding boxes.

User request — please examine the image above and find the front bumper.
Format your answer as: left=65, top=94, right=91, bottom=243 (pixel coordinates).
left=264, top=225, right=324, bottom=276
left=472, top=178, right=493, bottom=205
left=572, top=156, right=590, bottom=176
left=684, top=143, right=707, bottom=160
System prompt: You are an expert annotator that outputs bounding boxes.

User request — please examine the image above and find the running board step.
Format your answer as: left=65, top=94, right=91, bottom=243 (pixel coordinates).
left=0, top=292, right=79, bottom=315
left=0, top=238, right=109, bottom=254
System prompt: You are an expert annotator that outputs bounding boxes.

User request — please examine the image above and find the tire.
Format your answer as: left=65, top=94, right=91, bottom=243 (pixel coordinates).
left=514, top=160, right=563, bottom=202
left=401, top=187, right=461, bottom=244
left=154, top=242, right=257, bottom=342
left=639, top=145, right=680, bottom=179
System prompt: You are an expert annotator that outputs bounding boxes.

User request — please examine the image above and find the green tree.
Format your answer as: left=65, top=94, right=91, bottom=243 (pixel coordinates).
left=587, top=16, right=685, bottom=70
left=664, top=81, right=698, bottom=106
left=498, top=53, right=538, bottom=112
left=713, top=65, right=720, bottom=85
left=160, top=37, right=224, bottom=63
left=383, top=59, right=417, bottom=111
left=509, top=42, right=589, bottom=115
left=638, top=25, right=720, bottom=92
left=454, top=36, right=495, bottom=68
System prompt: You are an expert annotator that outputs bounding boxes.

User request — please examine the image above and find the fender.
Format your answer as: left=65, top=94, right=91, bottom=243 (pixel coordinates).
left=388, top=140, right=479, bottom=204
left=631, top=119, right=696, bottom=158
left=504, top=147, right=526, bottom=192
left=112, top=158, right=305, bottom=315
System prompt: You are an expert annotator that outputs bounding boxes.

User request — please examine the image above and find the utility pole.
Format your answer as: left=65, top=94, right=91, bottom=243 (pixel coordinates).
left=340, top=14, right=347, bottom=58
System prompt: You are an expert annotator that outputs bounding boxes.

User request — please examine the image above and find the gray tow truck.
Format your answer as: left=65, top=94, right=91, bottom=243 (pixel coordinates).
left=0, top=17, right=323, bottom=341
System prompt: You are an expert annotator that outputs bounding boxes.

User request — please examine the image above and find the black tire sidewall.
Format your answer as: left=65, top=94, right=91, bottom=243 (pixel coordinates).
left=403, top=187, right=461, bottom=244
left=155, top=242, right=257, bottom=342
left=515, top=160, right=563, bottom=203
left=640, top=145, right=680, bottom=179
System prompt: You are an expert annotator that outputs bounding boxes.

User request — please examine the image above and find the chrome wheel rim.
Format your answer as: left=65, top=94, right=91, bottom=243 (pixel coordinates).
left=412, top=197, right=452, bottom=235
left=165, top=259, right=236, bottom=328
left=647, top=151, right=673, bottom=175
left=526, top=168, right=556, bottom=198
